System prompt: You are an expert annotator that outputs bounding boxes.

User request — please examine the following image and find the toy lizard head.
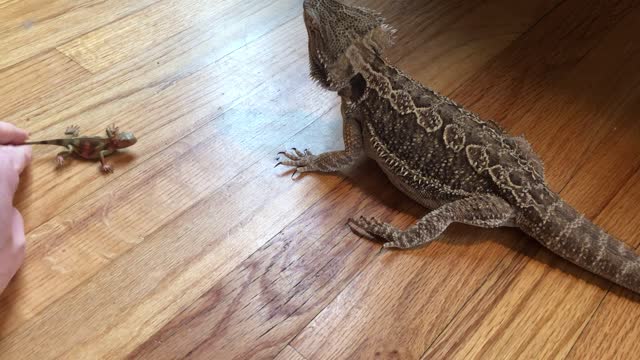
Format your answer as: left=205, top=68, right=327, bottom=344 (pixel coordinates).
left=114, top=132, right=137, bottom=149
left=303, top=0, right=395, bottom=91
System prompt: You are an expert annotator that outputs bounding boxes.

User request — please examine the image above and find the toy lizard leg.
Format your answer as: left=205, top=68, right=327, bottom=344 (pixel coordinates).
left=99, top=150, right=114, bottom=173
left=106, top=124, right=119, bottom=140
left=277, top=102, right=363, bottom=176
left=349, top=194, right=515, bottom=249
left=65, top=125, right=80, bottom=137
left=56, top=145, right=75, bottom=168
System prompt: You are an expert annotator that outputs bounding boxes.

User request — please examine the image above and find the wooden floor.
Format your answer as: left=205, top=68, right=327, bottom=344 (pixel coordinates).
left=1, top=0, right=639, bottom=358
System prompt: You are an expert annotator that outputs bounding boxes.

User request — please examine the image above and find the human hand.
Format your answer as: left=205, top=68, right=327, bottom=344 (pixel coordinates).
left=0, top=122, right=31, bottom=293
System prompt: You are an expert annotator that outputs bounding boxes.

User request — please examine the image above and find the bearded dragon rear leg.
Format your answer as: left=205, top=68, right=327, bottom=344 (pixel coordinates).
left=65, top=125, right=80, bottom=137
left=56, top=145, right=75, bottom=168
left=99, top=150, right=115, bottom=173
left=349, top=194, right=515, bottom=249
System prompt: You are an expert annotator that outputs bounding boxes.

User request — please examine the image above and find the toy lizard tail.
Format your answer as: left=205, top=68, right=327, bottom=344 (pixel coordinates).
left=523, top=196, right=640, bottom=293
left=23, top=139, right=71, bottom=146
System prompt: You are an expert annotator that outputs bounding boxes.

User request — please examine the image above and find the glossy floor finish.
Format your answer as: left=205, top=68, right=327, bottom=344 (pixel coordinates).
left=0, top=0, right=639, bottom=359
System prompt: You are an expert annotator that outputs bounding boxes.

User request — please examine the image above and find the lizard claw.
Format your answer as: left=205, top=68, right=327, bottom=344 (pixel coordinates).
left=101, top=164, right=114, bottom=174
left=56, top=155, right=65, bottom=168
left=275, top=148, right=319, bottom=178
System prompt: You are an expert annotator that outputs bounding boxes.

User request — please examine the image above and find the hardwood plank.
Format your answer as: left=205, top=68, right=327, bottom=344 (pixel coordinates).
left=290, top=0, right=640, bottom=359
left=275, top=346, right=308, bottom=360
left=292, top=228, right=528, bottom=360
left=392, top=0, right=561, bottom=92
left=449, top=0, right=639, bottom=188
left=343, top=0, right=560, bottom=93
left=0, top=49, right=90, bottom=120
left=58, top=0, right=301, bottom=73
left=0, top=0, right=161, bottom=71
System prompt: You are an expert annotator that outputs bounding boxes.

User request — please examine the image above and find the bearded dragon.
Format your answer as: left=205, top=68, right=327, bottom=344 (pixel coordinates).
left=24, top=125, right=137, bottom=173
left=277, top=0, right=640, bottom=294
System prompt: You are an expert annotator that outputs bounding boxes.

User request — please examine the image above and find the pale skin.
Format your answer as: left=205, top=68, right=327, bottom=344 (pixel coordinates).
left=0, top=122, right=31, bottom=293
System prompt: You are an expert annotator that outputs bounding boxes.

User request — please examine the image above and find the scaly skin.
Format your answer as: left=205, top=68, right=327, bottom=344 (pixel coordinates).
left=24, top=125, right=137, bottom=173
left=277, top=0, right=640, bottom=294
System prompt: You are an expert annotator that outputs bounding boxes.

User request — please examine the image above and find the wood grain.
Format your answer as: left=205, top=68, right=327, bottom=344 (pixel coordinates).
left=0, top=49, right=90, bottom=120
left=0, top=0, right=161, bottom=71
left=275, top=346, right=308, bottom=360
left=58, top=0, right=302, bottom=73
left=0, top=0, right=638, bottom=358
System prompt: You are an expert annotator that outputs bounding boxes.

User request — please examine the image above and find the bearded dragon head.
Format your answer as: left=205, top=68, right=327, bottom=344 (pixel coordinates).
left=303, top=0, right=395, bottom=91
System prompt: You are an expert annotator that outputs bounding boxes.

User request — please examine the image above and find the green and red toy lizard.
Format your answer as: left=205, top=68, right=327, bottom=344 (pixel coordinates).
left=23, top=125, right=137, bottom=173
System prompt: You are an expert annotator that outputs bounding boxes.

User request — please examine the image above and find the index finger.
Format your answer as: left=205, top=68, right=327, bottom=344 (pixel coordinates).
left=0, top=122, right=29, bottom=145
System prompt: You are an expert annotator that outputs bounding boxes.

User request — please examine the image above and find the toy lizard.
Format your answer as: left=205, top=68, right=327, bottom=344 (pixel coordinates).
left=24, top=125, right=137, bottom=173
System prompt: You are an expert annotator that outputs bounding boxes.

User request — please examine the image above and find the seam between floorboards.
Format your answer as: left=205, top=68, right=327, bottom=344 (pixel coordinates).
left=561, top=293, right=608, bottom=360
left=284, top=243, right=387, bottom=360
left=0, top=0, right=163, bottom=74
left=285, top=345, right=309, bottom=360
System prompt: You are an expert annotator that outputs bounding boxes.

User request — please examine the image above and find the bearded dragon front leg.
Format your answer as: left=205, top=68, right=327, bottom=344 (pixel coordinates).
left=277, top=102, right=363, bottom=176
left=99, top=149, right=115, bottom=173
left=349, top=194, right=515, bottom=249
